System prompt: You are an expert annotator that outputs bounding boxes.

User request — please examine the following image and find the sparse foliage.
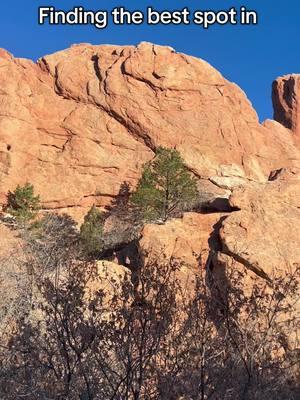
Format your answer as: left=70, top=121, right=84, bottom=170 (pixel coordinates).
left=26, top=213, right=80, bottom=273
left=0, top=246, right=299, bottom=399
left=6, top=182, right=40, bottom=223
left=0, top=207, right=299, bottom=400
left=131, top=147, right=199, bottom=221
left=108, top=181, right=131, bottom=216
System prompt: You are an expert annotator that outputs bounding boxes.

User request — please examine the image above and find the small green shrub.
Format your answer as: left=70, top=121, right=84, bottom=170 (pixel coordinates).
left=131, top=147, right=199, bottom=221
left=80, top=205, right=105, bottom=255
left=6, top=182, right=40, bottom=223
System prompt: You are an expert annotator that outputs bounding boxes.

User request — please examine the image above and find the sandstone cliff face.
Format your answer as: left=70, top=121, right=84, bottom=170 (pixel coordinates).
left=138, top=171, right=300, bottom=351
left=139, top=169, right=300, bottom=279
left=0, top=42, right=300, bottom=361
left=272, top=74, right=300, bottom=137
left=1, top=42, right=300, bottom=220
left=1, top=41, right=299, bottom=289
left=219, top=169, right=300, bottom=279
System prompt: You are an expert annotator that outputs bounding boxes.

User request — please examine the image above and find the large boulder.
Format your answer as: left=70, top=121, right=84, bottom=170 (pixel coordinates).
left=138, top=213, right=224, bottom=294
left=1, top=43, right=300, bottom=221
left=218, top=169, right=300, bottom=280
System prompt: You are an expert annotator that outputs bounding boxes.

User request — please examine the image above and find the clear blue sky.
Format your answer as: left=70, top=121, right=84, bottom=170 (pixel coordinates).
left=1, top=1, right=299, bottom=121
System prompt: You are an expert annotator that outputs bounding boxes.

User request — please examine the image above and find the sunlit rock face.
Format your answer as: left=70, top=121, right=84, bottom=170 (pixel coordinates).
left=272, top=74, right=300, bottom=137
left=0, top=42, right=300, bottom=221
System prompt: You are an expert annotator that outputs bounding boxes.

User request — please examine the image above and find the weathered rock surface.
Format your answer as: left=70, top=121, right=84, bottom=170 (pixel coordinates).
left=0, top=42, right=300, bottom=356
left=140, top=212, right=224, bottom=272
left=138, top=213, right=223, bottom=292
left=138, top=168, right=300, bottom=292
left=1, top=42, right=300, bottom=221
left=218, top=169, right=300, bottom=279
left=84, top=260, right=131, bottom=307
left=272, top=74, right=300, bottom=137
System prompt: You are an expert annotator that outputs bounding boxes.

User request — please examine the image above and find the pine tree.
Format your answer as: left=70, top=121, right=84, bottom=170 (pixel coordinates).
left=80, top=205, right=105, bottom=255
left=6, top=182, right=40, bottom=223
left=131, top=147, right=198, bottom=221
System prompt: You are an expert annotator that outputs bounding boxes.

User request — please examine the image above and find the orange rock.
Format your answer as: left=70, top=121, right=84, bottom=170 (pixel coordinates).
left=140, top=212, right=224, bottom=272
left=219, top=170, right=300, bottom=279
left=0, top=43, right=300, bottom=218
left=272, top=74, right=300, bottom=137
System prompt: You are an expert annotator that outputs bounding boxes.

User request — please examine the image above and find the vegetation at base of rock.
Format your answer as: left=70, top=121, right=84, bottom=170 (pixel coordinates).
left=0, top=42, right=299, bottom=400
left=5, top=182, right=40, bottom=223
left=131, top=147, right=199, bottom=222
left=80, top=205, right=106, bottom=255
left=0, top=229, right=299, bottom=399
left=27, top=213, right=81, bottom=272
left=0, top=207, right=299, bottom=399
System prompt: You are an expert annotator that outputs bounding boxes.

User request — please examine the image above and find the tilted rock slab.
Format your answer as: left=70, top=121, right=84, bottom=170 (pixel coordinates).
left=0, top=42, right=300, bottom=219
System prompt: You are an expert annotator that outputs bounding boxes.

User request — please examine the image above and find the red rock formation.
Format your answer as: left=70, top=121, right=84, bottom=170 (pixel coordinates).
left=0, top=44, right=299, bottom=385
left=139, top=168, right=300, bottom=282
left=219, top=169, right=300, bottom=279
left=1, top=42, right=300, bottom=220
left=0, top=40, right=299, bottom=306
left=272, top=74, right=300, bottom=136
left=140, top=212, right=223, bottom=271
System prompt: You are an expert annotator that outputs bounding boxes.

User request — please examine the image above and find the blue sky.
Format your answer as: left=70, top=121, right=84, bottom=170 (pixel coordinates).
left=1, top=1, right=299, bottom=121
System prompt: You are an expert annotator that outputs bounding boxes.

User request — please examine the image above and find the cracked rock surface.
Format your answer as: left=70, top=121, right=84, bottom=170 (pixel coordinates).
left=219, top=168, right=300, bottom=279
left=1, top=42, right=300, bottom=220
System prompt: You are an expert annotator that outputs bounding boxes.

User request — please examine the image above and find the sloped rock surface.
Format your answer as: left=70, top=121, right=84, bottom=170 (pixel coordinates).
left=1, top=42, right=300, bottom=220
left=0, top=40, right=299, bottom=345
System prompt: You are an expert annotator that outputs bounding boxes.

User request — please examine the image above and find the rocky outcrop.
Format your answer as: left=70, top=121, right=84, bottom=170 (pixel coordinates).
left=1, top=42, right=300, bottom=221
left=218, top=169, right=300, bottom=279
left=140, top=212, right=223, bottom=272
left=138, top=169, right=300, bottom=320
left=137, top=167, right=300, bottom=283
left=139, top=172, right=300, bottom=349
left=0, top=43, right=300, bottom=393
left=0, top=41, right=299, bottom=350
left=272, top=74, right=300, bottom=136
